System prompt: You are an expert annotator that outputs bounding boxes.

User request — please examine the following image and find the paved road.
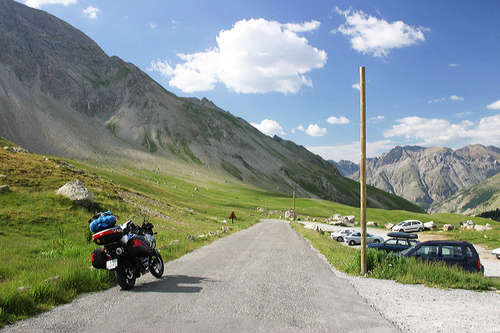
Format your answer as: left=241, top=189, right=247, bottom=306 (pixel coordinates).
left=3, top=220, right=397, bottom=333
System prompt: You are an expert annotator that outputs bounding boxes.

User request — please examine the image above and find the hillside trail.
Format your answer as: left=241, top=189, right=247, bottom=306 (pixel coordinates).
left=2, top=219, right=397, bottom=333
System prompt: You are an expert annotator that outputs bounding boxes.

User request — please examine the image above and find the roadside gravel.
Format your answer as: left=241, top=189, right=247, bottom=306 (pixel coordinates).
left=300, top=222, right=500, bottom=333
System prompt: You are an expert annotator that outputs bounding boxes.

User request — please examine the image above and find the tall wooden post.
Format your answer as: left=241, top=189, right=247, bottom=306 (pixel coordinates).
left=360, top=66, right=367, bottom=275
left=293, top=191, right=296, bottom=220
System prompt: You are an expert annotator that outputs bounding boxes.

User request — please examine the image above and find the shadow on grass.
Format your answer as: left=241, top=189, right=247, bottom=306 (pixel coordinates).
left=131, top=275, right=216, bottom=293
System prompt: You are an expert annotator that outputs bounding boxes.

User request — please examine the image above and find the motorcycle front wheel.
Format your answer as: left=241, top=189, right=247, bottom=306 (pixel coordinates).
left=116, top=264, right=136, bottom=290
left=150, top=251, right=164, bottom=278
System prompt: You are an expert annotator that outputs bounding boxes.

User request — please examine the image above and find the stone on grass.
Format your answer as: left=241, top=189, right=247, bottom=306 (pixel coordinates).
left=424, top=221, right=436, bottom=230
left=186, top=234, right=194, bottom=241
left=367, top=221, right=378, bottom=227
left=385, top=223, right=394, bottom=230
left=0, top=174, right=6, bottom=179
left=442, top=224, right=455, bottom=231
left=56, top=179, right=93, bottom=207
left=345, top=215, right=355, bottom=224
left=0, top=185, right=9, bottom=192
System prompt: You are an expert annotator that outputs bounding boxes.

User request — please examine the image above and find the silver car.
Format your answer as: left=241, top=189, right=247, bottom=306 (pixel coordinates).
left=344, top=232, right=384, bottom=246
left=392, top=220, right=424, bottom=233
left=330, top=229, right=354, bottom=242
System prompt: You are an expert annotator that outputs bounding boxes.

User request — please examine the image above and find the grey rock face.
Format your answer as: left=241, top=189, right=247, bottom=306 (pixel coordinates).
left=346, top=145, right=500, bottom=209
left=0, top=0, right=421, bottom=212
left=56, top=179, right=93, bottom=206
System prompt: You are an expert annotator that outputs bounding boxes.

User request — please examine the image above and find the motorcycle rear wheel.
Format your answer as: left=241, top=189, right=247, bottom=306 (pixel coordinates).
left=116, top=264, right=136, bottom=290
left=150, top=252, right=164, bottom=278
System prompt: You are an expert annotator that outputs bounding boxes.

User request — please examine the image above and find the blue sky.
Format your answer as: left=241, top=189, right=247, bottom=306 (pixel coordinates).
left=18, top=0, right=500, bottom=162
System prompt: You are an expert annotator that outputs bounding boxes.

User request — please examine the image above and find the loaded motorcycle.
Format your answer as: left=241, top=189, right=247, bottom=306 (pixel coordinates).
left=90, top=216, right=164, bottom=290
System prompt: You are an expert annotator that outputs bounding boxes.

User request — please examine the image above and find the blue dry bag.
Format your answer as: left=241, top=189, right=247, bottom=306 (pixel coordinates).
left=89, top=211, right=117, bottom=233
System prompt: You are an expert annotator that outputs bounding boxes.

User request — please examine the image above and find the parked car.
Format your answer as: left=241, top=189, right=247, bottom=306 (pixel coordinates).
left=492, top=248, right=500, bottom=260
left=368, top=232, right=419, bottom=253
left=330, top=229, right=354, bottom=242
left=392, top=220, right=424, bottom=232
left=344, top=232, right=384, bottom=246
left=400, top=240, right=484, bottom=273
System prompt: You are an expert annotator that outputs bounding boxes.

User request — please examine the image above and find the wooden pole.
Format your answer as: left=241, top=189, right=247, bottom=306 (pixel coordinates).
left=360, top=66, right=367, bottom=275
left=293, top=191, right=296, bottom=221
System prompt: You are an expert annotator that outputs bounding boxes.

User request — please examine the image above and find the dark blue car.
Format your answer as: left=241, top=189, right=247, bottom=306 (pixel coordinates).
left=368, top=232, right=418, bottom=253
left=400, top=240, right=484, bottom=273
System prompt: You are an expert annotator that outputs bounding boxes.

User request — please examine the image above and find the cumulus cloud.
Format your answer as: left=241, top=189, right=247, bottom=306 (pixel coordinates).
left=83, top=6, right=99, bottom=19
left=150, top=18, right=327, bottom=94
left=24, top=0, right=76, bottom=8
left=383, top=115, right=500, bottom=146
left=334, top=7, right=428, bottom=57
left=327, top=116, right=350, bottom=124
left=251, top=119, right=286, bottom=137
left=352, top=83, right=360, bottom=90
left=308, top=140, right=394, bottom=162
left=450, top=95, right=464, bottom=101
left=300, top=124, right=327, bottom=137
left=487, top=100, right=500, bottom=110
left=283, top=20, right=321, bottom=32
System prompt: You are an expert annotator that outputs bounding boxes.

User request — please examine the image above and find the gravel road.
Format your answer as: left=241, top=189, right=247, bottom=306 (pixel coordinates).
left=2, top=219, right=397, bottom=333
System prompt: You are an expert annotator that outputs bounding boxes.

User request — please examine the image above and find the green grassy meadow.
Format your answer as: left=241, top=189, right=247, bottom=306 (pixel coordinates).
left=0, top=137, right=499, bottom=326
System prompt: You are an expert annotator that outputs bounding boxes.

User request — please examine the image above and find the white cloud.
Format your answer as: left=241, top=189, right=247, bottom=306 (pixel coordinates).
left=368, top=115, right=384, bottom=123
left=283, top=20, right=321, bottom=33
left=428, top=97, right=446, bottom=104
left=383, top=115, right=500, bottom=146
left=149, top=22, right=158, bottom=30
left=334, top=7, right=428, bottom=57
left=250, top=119, right=286, bottom=137
left=82, top=6, right=99, bottom=19
left=450, top=95, right=464, bottom=101
left=308, top=140, right=394, bottom=162
left=327, top=116, right=350, bottom=124
left=304, top=124, right=327, bottom=137
left=297, top=125, right=305, bottom=132
left=448, top=63, right=458, bottom=67
left=150, top=18, right=327, bottom=94
left=487, top=100, right=500, bottom=110
left=352, top=83, right=360, bottom=90
left=24, top=0, right=76, bottom=8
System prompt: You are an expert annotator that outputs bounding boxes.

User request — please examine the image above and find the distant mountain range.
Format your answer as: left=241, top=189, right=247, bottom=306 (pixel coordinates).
left=0, top=0, right=421, bottom=212
left=429, top=172, right=500, bottom=215
left=331, top=145, right=500, bottom=210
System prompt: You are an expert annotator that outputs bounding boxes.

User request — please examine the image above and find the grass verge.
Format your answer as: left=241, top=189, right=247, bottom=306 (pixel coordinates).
left=291, top=222, right=500, bottom=291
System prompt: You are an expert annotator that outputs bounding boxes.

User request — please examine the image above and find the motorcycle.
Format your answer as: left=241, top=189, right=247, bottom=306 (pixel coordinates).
left=91, top=220, right=164, bottom=290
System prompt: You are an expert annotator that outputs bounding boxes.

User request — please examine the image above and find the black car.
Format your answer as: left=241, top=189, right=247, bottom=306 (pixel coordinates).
left=368, top=232, right=418, bottom=253
left=400, top=240, right=484, bottom=273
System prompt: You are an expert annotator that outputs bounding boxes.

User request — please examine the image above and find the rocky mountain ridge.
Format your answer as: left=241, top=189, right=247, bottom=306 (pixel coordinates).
left=332, top=144, right=500, bottom=209
left=0, top=0, right=421, bottom=211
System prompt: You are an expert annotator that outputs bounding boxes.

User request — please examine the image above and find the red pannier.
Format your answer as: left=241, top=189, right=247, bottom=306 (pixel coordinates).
left=92, top=227, right=123, bottom=245
left=126, top=236, right=153, bottom=257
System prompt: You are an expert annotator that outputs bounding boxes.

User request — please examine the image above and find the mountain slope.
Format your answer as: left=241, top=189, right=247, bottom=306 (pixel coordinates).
left=0, top=0, right=421, bottom=211
left=429, top=172, right=500, bottom=215
left=338, top=145, right=500, bottom=209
